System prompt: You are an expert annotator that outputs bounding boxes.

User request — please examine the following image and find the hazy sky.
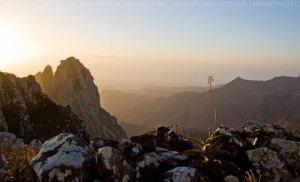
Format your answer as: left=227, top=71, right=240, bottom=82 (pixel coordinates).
left=0, top=0, right=299, bottom=87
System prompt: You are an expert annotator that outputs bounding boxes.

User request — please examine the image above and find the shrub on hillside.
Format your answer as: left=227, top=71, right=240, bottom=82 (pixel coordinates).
left=0, top=143, right=38, bottom=182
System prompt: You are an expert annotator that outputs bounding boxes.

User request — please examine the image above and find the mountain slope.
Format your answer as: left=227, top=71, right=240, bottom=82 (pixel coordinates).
left=101, top=76, right=300, bottom=131
left=0, top=72, right=88, bottom=142
left=101, top=89, right=155, bottom=123
left=119, top=121, right=150, bottom=137
left=121, top=85, right=222, bottom=98
left=35, top=57, right=126, bottom=140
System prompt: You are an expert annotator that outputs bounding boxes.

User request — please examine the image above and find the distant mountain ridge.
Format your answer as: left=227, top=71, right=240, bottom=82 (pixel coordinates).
left=118, top=85, right=222, bottom=98
left=101, top=76, right=300, bottom=132
left=35, top=57, right=126, bottom=140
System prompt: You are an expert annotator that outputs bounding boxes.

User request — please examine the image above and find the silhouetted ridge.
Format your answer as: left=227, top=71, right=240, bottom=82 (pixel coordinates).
left=0, top=72, right=88, bottom=142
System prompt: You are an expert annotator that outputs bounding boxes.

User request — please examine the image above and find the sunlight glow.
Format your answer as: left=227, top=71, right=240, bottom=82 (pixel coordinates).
left=0, top=24, right=38, bottom=68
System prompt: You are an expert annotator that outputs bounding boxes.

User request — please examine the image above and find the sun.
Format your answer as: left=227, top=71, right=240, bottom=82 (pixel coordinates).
left=0, top=24, right=38, bottom=68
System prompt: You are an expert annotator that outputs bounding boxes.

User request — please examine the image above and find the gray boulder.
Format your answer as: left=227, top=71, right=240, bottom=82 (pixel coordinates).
left=212, top=125, right=253, bottom=153
left=242, top=120, right=296, bottom=147
left=30, top=133, right=94, bottom=182
left=246, top=147, right=294, bottom=182
left=118, top=138, right=143, bottom=160
left=94, top=146, right=134, bottom=182
left=136, top=152, right=162, bottom=182
left=130, top=133, right=156, bottom=152
left=202, top=159, right=247, bottom=182
left=164, top=130, right=194, bottom=152
left=270, top=138, right=300, bottom=177
left=159, top=166, right=210, bottom=182
left=0, top=132, right=28, bottom=148
left=0, top=132, right=17, bottom=145
left=135, top=148, right=188, bottom=182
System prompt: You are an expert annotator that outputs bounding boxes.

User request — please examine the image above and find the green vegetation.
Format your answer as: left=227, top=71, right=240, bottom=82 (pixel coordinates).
left=183, top=133, right=261, bottom=182
left=182, top=134, right=235, bottom=161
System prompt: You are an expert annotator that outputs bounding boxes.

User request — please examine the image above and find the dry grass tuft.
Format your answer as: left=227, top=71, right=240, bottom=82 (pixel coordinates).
left=0, top=143, right=38, bottom=182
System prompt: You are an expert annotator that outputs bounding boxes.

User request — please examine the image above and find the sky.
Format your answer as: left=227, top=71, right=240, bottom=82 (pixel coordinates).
left=0, top=0, right=299, bottom=87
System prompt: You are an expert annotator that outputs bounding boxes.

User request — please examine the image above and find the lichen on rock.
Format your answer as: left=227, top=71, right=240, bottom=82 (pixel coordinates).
left=30, top=133, right=94, bottom=182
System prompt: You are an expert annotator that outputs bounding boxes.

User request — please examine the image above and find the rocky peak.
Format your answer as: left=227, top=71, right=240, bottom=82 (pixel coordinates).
left=0, top=71, right=88, bottom=142
left=43, top=65, right=53, bottom=77
left=35, top=57, right=126, bottom=140
left=35, top=65, right=53, bottom=95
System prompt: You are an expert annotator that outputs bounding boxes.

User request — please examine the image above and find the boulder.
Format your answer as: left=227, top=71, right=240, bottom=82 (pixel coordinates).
left=156, top=147, right=188, bottom=171
left=94, top=146, right=134, bottom=182
left=0, top=132, right=17, bottom=145
left=0, top=132, right=29, bottom=149
left=156, top=126, right=170, bottom=147
left=30, top=133, right=95, bottom=182
left=202, top=159, right=247, bottom=182
left=211, top=126, right=253, bottom=169
left=130, top=133, right=156, bottom=152
left=269, top=138, right=300, bottom=176
left=212, top=126, right=253, bottom=153
left=118, top=139, right=144, bottom=160
left=14, top=138, right=27, bottom=148
left=223, top=175, right=239, bottom=182
left=242, top=120, right=264, bottom=137
left=164, top=130, right=194, bottom=152
left=135, top=152, right=162, bottom=182
left=246, top=147, right=294, bottom=182
left=159, top=166, right=211, bottom=182
left=242, top=120, right=296, bottom=147
left=135, top=149, right=188, bottom=182
left=242, top=120, right=290, bottom=138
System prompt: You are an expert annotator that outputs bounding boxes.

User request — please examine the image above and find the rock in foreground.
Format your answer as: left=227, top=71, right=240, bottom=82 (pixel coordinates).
left=30, top=133, right=94, bottom=182
left=29, top=121, right=300, bottom=182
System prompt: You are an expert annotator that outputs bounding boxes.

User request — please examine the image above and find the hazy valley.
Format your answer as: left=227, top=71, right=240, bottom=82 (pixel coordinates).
left=101, top=76, right=300, bottom=136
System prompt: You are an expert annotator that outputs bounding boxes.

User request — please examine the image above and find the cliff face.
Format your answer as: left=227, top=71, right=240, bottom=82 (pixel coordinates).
left=35, top=57, right=126, bottom=140
left=0, top=72, right=88, bottom=142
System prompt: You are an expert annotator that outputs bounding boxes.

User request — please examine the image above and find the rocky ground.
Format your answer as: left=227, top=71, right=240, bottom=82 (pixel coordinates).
left=1, top=120, right=300, bottom=182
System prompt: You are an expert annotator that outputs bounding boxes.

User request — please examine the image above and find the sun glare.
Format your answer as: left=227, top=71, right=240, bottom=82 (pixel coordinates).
left=0, top=24, right=38, bottom=68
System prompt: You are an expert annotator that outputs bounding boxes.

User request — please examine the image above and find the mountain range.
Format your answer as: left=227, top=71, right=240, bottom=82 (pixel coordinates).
left=101, top=76, right=300, bottom=136
left=1, top=56, right=299, bottom=140
left=102, top=85, right=222, bottom=98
